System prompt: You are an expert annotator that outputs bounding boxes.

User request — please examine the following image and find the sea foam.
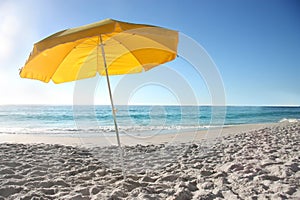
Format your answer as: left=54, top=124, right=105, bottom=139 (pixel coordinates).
left=279, top=118, right=300, bottom=123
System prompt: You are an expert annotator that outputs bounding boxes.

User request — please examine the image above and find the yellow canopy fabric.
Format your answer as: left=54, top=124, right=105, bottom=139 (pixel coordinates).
left=20, top=18, right=178, bottom=83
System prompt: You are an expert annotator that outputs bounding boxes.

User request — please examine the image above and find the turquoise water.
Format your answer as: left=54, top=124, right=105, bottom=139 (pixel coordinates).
left=0, top=105, right=299, bottom=135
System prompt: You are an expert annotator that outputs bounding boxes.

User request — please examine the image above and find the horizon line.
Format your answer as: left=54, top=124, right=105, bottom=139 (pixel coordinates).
left=1, top=104, right=299, bottom=107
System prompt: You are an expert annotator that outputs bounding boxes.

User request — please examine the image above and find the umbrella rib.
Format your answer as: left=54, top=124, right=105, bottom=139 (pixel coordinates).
left=51, top=38, right=98, bottom=81
left=107, top=35, right=144, bottom=67
left=137, top=33, right=177, bottom=54
left=107, top=32, right=176, bottom=69
left=47, top=44, right=78, bottom=81
left=73, top=37, right=99, bottom=48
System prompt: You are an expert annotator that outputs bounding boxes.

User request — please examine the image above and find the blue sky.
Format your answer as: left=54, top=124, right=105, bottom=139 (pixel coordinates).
left=0, top=0, right=299, bottom=105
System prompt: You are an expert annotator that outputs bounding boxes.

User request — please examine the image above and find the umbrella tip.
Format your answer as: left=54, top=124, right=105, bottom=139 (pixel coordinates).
left=103, top=18, right=115, bottom=22
left=19, top=67, right=23, bottom=75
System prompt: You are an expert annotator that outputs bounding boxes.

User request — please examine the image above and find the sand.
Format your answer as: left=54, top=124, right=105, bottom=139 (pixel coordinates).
left=0, top=122, right=299, bottom=199
left=0, top=123, right=274, bottom=147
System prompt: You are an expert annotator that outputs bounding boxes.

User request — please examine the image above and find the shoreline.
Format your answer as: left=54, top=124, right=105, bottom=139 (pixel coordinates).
left=0, top=122, right=278, bottom=147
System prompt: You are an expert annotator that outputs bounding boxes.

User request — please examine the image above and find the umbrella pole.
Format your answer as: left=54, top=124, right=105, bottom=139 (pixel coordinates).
left=99, top=35, right=126, bottom=180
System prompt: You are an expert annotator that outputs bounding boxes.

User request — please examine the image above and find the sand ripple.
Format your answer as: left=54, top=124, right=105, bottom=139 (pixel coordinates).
left=0, top=122, right=299, bottom=199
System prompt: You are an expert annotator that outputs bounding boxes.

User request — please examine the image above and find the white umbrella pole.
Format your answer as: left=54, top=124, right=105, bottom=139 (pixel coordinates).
left=99, top=35, right=126, bottom=180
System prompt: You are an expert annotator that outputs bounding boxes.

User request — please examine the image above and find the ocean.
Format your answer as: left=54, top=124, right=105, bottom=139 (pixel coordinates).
left=0, top=105, right=299, bottom=136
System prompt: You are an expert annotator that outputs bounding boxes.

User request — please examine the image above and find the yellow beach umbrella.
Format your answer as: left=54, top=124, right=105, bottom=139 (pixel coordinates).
left=20, top=18, right=178, bottom=178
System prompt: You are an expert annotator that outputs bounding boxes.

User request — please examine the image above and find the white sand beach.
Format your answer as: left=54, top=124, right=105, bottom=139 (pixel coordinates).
left=0, top=122, right=299, bottom=199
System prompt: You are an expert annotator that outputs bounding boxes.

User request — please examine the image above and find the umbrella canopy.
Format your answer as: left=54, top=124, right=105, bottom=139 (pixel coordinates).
left=20, top=18, right=178, bottom=83
left=20, top=18, right=178, bottom=179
